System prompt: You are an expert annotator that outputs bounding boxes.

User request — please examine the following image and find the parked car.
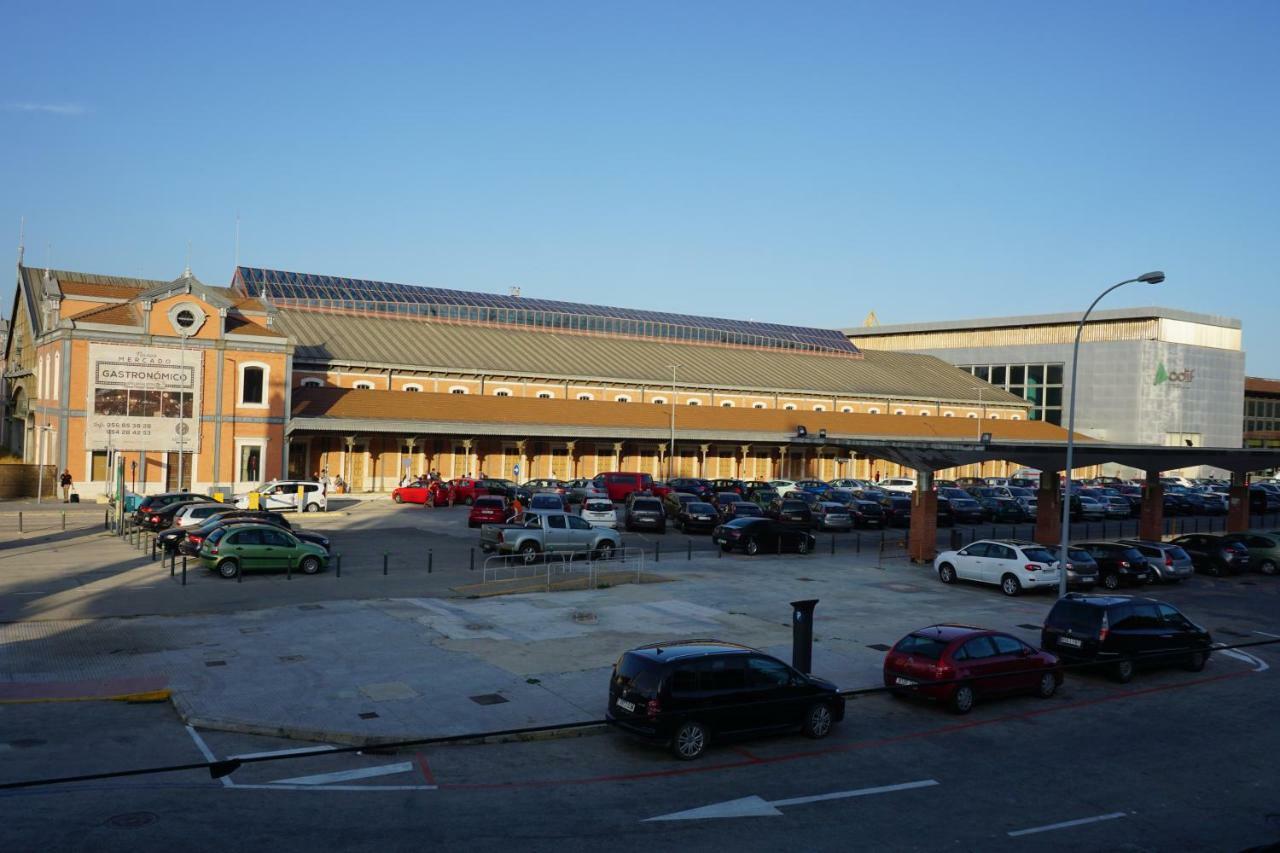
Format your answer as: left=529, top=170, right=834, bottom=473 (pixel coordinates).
left=528, top=492, right=570, bottom=513
left=675, top=502, right=719, bottom=533
left=741, top=480, right=774, bottom=497
left=134, top=491, right=216, bottom=524
left=235, top=480, right=327, bottom=513
left=663, top=492, right=699, bottom=517
left=440, top=478, right=488, bottom=505
left=140, top=499, right=207, bottom=531
left=479, top=511, right=622, bottom=561
left=767, top=498, right=813, bottom=527
left=594, top=472, right=657, bottom=503
left=199, top=523, right=328, bottom=579
left=565, top=478, right=607, bottom=504
left=878, top=478, right=916, bottom=494
left=668, top=478, right=713, bottom=500
left=468, top=495, right=511, bottom=528
left=606, top=640, right=844, bottom=760
left=580, top=498, right=620, bottom=529
left=1115, top=539, right=1196, bottom=583
left=1219, top=531, right=1280, bottom=575
left=709, top=479, right=745, bottom=496
left=933, top=539, right=1062, bottom=596
left=1069, top=494, right=1107, bottom=521
left=478, top=478, right=518, bottom=500
left=825, top=489, right=886, bottom=528
left=164, top=511, right=292, bottom=555
left=1040, top=593, right=1212, bottom=683
left=749, top=488, right=780, bottom=509
left=1072, top=541, right=1154, bottom=589
left=713, top=517, right=817, bottom=555
left=883, top=625, right=1061, bottom=714
left=719, top=501, right=764, bottom=523
left=878, top=492, right=913, bottom=527
left=1169, top=533, right=1251, bottom=576
left=391, top=479, right=450, bottom=506
left=515, top=478, right=568, bottom=504
left=1062, top=547, right=1100, bottom=589
left=938, top=488, right=985, bottom=524
left=711, top=491, right=742, bottom=510
left=791, top=479, right=830, bottom=496
left=769, top=479, right=797, bottom=496
left=810, top=502, right=852, bottom=531
left=172, top=502, right=240, bottom=529
left=625, top=497, right=667, bottom=533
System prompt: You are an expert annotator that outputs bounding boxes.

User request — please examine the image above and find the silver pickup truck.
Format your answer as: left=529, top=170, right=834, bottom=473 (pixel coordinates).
left=479, top=511, right=622, bottom=562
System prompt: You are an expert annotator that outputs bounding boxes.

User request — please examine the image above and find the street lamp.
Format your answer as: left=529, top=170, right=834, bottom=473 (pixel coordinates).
left=35, top=424, right=53, bottom=503
left=1058, top=271, right=1165, bottom=596
left=666, top=364, right=681, bottom=481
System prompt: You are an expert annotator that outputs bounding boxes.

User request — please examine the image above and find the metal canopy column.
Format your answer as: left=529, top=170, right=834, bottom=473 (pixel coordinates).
left=1227, top=472, right=1250, bottom=532
left=908, top=469, right=938, bottom=563
left=1138, top=470, right=1165, bottom=541
left=1034, top=470, right=1062, bottom=546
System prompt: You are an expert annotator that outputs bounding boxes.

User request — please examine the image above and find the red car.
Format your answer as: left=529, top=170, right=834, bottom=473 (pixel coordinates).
left=468, top=495, right=511, bottom=528
left=882, top=625, right=1061, bottom=714
left=594, top=472, right=663, bottom=502
left=448, top=478, right=489, bottom=505
left=392, top=481, right=451, bottom=506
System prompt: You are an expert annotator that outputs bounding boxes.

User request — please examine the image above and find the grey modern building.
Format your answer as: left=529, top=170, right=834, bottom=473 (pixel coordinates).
left=846, top=307, right=1245, bottom=477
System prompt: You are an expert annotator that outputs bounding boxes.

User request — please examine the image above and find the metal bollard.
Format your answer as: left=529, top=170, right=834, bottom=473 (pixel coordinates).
left=428, top=549, right=433, bottom=574
left=182, top=556, right=187, bottom=586
left=169, top=549, right=175, bottom=577
left=470, top=548, right=475, bottom=571
left=718, top=542, right=722, bottom=558
left=62, top=511, right=66, bottom=531
left=105, top=509, right=109, bottom=531
left=18, top=511, right=22, bottom=534
left=655, top=542, right=660, bottom=563
left=336, top=552, right=341, bottom=578
left=151, top=538, right=157, bottom=562
left=777, top=537, right=781, bottom=556
left=383, top=552, right=388, bottom=576
left=687, top=540, right=692, bottom=561
left=287, top=558, right=292, bottom=580
left=237, top=560, right=242, bottom=583
left=831, top=534, right=836, bottom=555
left=856, top=532, right=861, bottom=554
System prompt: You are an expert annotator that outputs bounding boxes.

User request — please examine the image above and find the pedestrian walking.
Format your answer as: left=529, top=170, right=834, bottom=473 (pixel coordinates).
left=59, top=469, right=73, bottom=502
left=511, top=496, right=524, bottom=519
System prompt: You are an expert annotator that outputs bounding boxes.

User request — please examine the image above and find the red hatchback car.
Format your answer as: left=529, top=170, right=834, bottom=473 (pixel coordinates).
left=882, top=625, right=1061, bottom=714
left=468, top=495, right=511, bottom=528
left=392, top=481, right=451, bottom=506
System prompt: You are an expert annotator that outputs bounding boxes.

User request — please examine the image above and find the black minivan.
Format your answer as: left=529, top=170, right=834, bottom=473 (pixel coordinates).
left=1041, top=594, right=1212, bottom=683
left=606, top=640, right=845, bottom=760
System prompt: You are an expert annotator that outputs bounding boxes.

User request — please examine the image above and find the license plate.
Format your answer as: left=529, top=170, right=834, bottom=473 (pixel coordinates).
left=715, top=537, right=726, bottom=544
left=1058, top=637, right=1082, bottom=648
left=894, top=676, right=916, bottom=686
left=615, top=698, right=635, bottom=712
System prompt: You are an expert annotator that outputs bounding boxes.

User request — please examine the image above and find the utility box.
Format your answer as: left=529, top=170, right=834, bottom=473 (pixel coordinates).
left=790, top=599, right=819, bottom=674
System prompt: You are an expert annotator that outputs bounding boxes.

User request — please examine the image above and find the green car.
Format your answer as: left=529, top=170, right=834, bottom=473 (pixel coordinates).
left=199, top=523, right=328, bottom=578
left=1234, top=531, right=1280, bottom=575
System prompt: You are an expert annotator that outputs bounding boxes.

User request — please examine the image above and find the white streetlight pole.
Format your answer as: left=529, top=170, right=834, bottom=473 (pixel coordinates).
left=35, top=424, right=52, bottom=503
left=1058, top=272, right=1165, bottom=596
left=667, top=364, right=681, bottom=481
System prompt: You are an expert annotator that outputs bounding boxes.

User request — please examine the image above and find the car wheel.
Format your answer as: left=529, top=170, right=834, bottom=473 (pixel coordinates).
left=744, top=538, right=759, bottom=556
left=304, top=503, right=320, bottom=513
left=1111, top=659, right=1135, bottom=683
left=1036, top=671, right=1058, bottom=699
left=217, top=559, right=239, bottom=579
left=1102, top=572, right=1121, bottom=590
left=671, top=720, right=708, bottom=761
left=465, top=496, right=474, bottom=506
left=299, top=556, right=321, bottom=575
left=1259, top=559, right=1278, bottom=576
left=519, top=543, right=541, bottom=564
left=1184, top=650, right=1207, bottom=672
left=796, top=537, right=810, bottom=555
left=950, top=684, right=975, bottom=714
left=938, top=563, right=957, bottom=584
left=802, top=703, right=834, bottom=739
left=594, top=541, right=616, bottom=561
left=393, top=493, right=403, bottom=504
left=1000, top=574, right=1022, bottom=596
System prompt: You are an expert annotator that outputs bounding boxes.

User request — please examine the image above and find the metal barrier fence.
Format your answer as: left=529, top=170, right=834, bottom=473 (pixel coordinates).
left=482, top=547, right=647, bottom=588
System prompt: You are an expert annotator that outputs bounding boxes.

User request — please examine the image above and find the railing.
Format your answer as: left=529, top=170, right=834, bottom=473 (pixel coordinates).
left=482, top=547, right=646, bottom=589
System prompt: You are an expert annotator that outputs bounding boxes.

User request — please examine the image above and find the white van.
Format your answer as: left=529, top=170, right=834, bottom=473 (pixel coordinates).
left=236, top=480, right=327, bottom=512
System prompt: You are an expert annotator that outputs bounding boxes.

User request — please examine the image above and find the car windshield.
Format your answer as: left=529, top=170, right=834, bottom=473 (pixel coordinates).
left=782, top=501, right=807, bottom=511
left=895, top=633, right=950, bottom=660
left=615, top=655, right=662, bottom=698
left=1022, top=546, right=1056, bottom=564
left=530, top=495, right=561, bottom=509
left=687, top=503, right=715, bottom=514
left=1164, top=546, right=1190, bottom=560
left=475, top=498, right=505, bottom=508
left=725, top=517, right=764, bottom=528
left=735, top=504, right=762, bottom=516
left=583, top=500, right=613, bottom=512
left=1067, top=548, right=1093, bottom=561
left=632, top=499, right=661, bottom=511
left=1049, top=600, right=1103, bottom=633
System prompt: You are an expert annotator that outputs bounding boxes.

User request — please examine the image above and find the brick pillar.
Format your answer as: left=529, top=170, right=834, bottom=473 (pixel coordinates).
left=908, top=472, right=937, bottom=563
left=1227, top=472, right=1249, bottom=533
left=1034, top=470, right=1061, bottom=546
left=1138, top=470, right=1164, bottom=541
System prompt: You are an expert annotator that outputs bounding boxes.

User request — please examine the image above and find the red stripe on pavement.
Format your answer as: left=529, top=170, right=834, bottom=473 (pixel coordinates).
left=415, top=752, right=436, bottom=785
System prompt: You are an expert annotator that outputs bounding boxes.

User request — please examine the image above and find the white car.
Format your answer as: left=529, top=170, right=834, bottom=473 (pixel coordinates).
left=878, top=478, right=917, bottom=494
left=769, top=479, right=797, bottom=496
left=235, top=480, right=327, bottom=513
left=174, top=502, right=237, bottom=527
left=830, top=478, right=871, bottom=490
left=580, top=498, right=618, bottom=529
left=933, top=539, right=1062, bottom=596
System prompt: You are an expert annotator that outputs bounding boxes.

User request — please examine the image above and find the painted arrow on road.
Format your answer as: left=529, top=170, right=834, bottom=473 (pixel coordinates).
left=643, top=779, right=939, bottom=821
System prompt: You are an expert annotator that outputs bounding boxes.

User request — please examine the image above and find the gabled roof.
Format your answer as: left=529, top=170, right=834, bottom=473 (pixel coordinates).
left=137, top=269, right=235, bottom=309
left=69, top=302, right=143, bottom=327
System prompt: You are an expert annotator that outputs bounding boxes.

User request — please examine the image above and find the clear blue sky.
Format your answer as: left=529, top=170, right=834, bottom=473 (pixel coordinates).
left=3, top=2, right=1278, bottom=371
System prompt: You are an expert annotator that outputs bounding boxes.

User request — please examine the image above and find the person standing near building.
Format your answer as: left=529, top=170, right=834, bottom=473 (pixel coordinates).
left=59, top=469, right=73, bottom=502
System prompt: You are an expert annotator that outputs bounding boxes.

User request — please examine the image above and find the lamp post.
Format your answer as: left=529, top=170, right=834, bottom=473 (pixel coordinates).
left=35, top=425, right=52, bottom=503
left=970, top=385, right=987, bottom=477
left=667, top=364, right=681, bottom=481
left=1058, top=271, right=1165, bottom=596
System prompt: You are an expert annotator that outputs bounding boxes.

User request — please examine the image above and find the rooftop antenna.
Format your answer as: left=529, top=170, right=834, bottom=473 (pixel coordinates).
left=17, top=216, right=24, bottom=265
left=46, top=242, right=52, bottom=275
left=234, top=212, right=240, bottom=268
left=184, top=241, right=192, bottom=277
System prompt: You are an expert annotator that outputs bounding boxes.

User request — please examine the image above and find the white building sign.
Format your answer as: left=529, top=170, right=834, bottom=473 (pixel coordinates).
left=86, top=344, right=202, bottom=452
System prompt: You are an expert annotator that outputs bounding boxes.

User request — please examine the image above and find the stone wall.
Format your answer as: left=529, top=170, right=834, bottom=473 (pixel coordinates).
left=0, top=464, right=58, bottom=499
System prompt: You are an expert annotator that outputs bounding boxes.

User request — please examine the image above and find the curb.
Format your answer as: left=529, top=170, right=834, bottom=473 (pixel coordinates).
left=0, top=688, right=171, bottom=705
left=168, top=691, right=606, bottom=748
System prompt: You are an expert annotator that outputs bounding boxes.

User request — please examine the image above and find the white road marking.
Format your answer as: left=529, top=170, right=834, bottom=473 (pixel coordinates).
left=1219, top=648, right=1269, bottom=672
left=1254, top=631, right=1280, bottom=639
left=1008, top=811, right=1127, bottom=837
left=231, top=783, right=437, bottom=792
left=268, top=762, right=415, bottom=786
left=643, top=779, right=940, bottom=821
left=227, top=745, right=337, bottom=761
left=185, top=725, right=232, bottom=788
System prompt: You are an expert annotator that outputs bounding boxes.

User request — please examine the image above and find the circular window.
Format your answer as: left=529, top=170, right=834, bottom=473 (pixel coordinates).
left=167, top=302, right=206, bottom=337
left=175, top=309, right=197, bottom=330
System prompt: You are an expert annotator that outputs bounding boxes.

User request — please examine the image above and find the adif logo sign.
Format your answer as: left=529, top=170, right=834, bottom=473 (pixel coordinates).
left=1154, top=362, right=1195, bottom=385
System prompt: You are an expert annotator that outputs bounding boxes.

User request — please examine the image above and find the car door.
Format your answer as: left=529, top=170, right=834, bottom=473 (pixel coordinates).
left=259, top=528, right=295, bottom=571
left=1155, top=603, right=1197, bottom=659
left=543, top=514, right=569, bottom=553
left=564, top=514, right=596, bottom=551
left=698, top=656, right=752, bottom=733
left=989, top=633, right=1037, bottom=692
left=744, top=655, right=802, bottom=730
left=953, top=637, right=1004, bottom=697
left=981, top=543, right=1016, bottom=584
left=225, top=528, right=264, bottom=571
left=954, top=542, right=989, bottom=581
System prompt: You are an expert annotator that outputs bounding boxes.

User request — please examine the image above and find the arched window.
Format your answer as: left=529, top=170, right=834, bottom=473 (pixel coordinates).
left=687, top=399, right=701, bottom=406
left=449, top=386, right=468, bottom=395
left=920, top=410, right=930, bottom=416
left=537, top=392, right=553, bottom=399
left=52, top=351, right=60, bottom=399
left=840, top=406, right=852, bottom=413
left=783, top=404, right=796, bottom=411
left=753, top=402, right=766, bottom=409
left=867, top=407, right=880, bottom=415
left=1011, top=415, right=1021, bottom=420
left=577, top=393, right=593, bottom=401
left=353, top=381, right=375, bottom=390
left=652, top=397, right=667, bottom=405
left=239, top=362, right=268, bottom=407
left=813, top=405, right=825, bottom=412
left=990, top=414, right=1000, bottom=420
left=967, top=413, right=978, bottom=419
left=721, top=401, right=734, bottom=408
left=615, top=395, right=631, bottom=403
left=943, top=411, right=954, bottom=417
left=894, top=409, right=906, bottom=416
left=494, top=389, right=512, bottom=397
left=403, top=384, right=422, bottom=392
left=300, top=378, right=323, bottom=388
